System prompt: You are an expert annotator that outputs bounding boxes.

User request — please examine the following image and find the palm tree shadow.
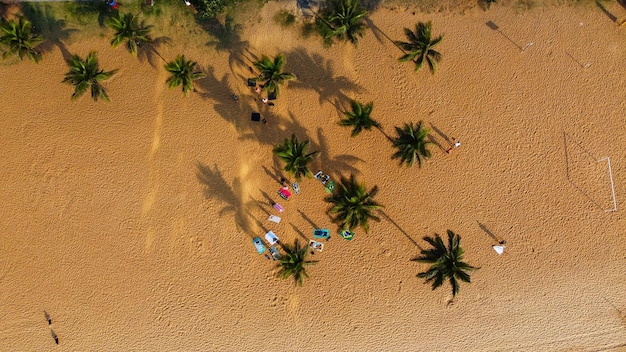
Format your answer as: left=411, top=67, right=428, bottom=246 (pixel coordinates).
left=364, top=17, right=403, bottom=53
left=285, top=47, right=363, bottom=108
left=378, top=209, right=422, bottom=250
left=315, top=127, right=363, bottom=178
left=196, top=162, right=254, bottom=235
left=137, top=36, right=171, bottom=68
left=195, top=66, right=252, bottom=133
left=239, top=109, right=313, bottom=151
left=21, top=3, right=78, bottom=61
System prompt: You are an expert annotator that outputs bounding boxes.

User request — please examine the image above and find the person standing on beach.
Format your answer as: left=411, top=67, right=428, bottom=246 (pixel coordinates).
left=446, top=139, right=461, bottom=154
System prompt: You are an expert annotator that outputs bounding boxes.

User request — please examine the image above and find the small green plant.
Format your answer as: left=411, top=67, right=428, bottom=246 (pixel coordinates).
left=274, top=9, right=296, bottom=27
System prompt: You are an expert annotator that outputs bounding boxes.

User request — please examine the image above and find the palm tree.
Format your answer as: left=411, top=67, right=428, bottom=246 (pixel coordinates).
left=253, top=53, right=295, bottom=97
left=273, top=134, right=319, bottom=180
left=107, top=12, right=153, bottom=56
left=325, top=174, right=382, bottom=233
left=340, top=100, right=380, bottom=137
left=62, top=51, right=117, bottom=102
left=412, top=230, right=478, bottom=297
left=391, top=121, right=433, bottom=168
left=164, top=55, right=205, bottom=95
left=317, top=0, right=367, bottom=46
left=395, top=21, right=443, bottom=74
left=0, top=17, right=42, bottom=62
left=276, top=239, right=318, bottom=286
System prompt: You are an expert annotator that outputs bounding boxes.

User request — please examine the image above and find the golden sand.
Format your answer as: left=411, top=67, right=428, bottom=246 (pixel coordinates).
left=1, top=1, right=626, bottom=350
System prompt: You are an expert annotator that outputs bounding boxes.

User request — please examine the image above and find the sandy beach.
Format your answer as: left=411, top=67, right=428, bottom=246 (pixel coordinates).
left=1, top=0, right=626, bottom=350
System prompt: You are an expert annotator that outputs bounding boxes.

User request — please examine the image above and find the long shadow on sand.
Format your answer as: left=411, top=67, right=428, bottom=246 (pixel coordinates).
left=378, top=209, right=421, bottom=249
left=22, top=3, right=78, bottom=61
left=285, top=47, right=364, bottom=109
left=314, top=127, right=364, bottom=179
left=196, top=162, right=255, bottom=236
left=562, top=131, right=609, bottom=211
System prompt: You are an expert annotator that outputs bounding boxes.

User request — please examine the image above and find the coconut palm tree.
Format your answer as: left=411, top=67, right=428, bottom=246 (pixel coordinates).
left=391, top=121, right=433, bottom=168
left=253, top=53, right=295, bottom=97
left=340, top=100, right=380, bottom=137
left=164, top=55, right=205, bottom=95
left=0, top=17, right=42, bottom=62
left=395, top=21, right=443, bottom=74
left=325, top=174, right=382, bottom=233
left=317, top=0, right=367, bottom=46
left=276, top=239, right=318, bottom=286
left=62, top=51, right=117, bottom=102
left=412, top=230, right=478, bottom=297
left=273, top=134, right=319, bottom=180
left=107, top=12, right=153, bottom=56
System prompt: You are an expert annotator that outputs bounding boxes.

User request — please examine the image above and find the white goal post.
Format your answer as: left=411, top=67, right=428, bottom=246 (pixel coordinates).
left=597, top=157, right=617, bottom=212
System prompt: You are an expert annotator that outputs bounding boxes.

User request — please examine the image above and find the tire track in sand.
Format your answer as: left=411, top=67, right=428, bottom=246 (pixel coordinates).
left=143, top=67, right=166, bottom=252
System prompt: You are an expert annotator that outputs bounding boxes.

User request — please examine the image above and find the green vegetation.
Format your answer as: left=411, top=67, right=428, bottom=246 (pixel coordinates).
left=274, top=9, right=296, bottom=28
left=276, top=239, right=318, bottom=286
left=316, top=0, right=368, bottom=46
left=189, top=0, right=233, bottom=19
left=164, top=55, right=205, bottom=95
left=412, top=230, right=478, bottom=297
left=0, top=17, right=42, bottom=63
left=62, top=51, right=117, bottom=102
left=395, top=21, right=443, bottom=74
left=340, top=100, right=380, bottom=137
left=273, top=134, right=319, bottom=180
left=107, top=13, right=153, bottom=56
left=325, top=174, right=382, bottom=233
left=253, top=53, right=296, bottom=97
left=391, top=121, right=433, bottom=168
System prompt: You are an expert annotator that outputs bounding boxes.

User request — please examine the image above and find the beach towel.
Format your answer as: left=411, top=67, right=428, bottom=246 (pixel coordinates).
left=313, top=229, right=330, bottom=239
left=269, top=246, right=281, bottom=260
left=268, top=215, right=281, bottom=223
left=265, top=231, right=280, bottom=245
left=278, top=187, right=292, bottom=200
left=309, top=240, right=324, bottom=252
left=273, top=203, right=284, bottom=212
left=253, top=237, right=266, bottom=254
left=340, top=230, right=355, bottom=241
left=493, top=245, right=505, bottom=255
left=292, top=182, right=300, bottom=194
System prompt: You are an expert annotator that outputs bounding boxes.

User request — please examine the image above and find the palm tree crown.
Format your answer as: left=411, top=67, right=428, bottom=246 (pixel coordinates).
left=395, top=21, right=443, bottom=74
left=392, top=121, right=432, bottom=168
left=107, top=13, right=153, bottom=56
left=0, top=17, right=42, bottom=63
left=277, top=239, right=318, bottom=286
left=253, top=53, right=295, bottom=97
left=325, top=174, right=382, bottom=233
left=273, top=134, right=319, bottom=180
left=412, top=230, right=477, bottom=297
left=164, top=55, right=205, bottom=95
left=62, top=51, right=117, bottom=102
left=318, top=0, right=367, bottom=46
left=340, top=100, right=379, bottom=137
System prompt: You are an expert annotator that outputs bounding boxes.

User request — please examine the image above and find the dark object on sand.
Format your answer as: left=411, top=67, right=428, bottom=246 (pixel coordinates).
left=251, top=112, right=261, bottom=121
left=44, top=311, right=52, bottom=325
left=247, top=78, right=256, bottom=87
left=268, top=91, right=277, bottom=101
left=51, top=330, right=59, bottom=344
